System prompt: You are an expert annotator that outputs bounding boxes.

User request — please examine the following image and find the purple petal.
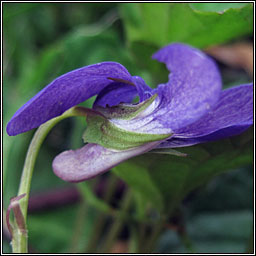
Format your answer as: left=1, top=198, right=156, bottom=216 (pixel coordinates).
left=7, top=62, right=133, bottom=136
left=175, top=84, right=253, bottom=138
left=52, top=141, right=160, bottom=182
left=93, top=75, right=154, bottom=108
left=152, top=43, right=222, bottom=131
left=158, top=83, right=253, bottom=148
left=157, top=125, right=252, bottom=148
left=93, top=82, right=138, bottom=108
left=109, top=44, right=222, bottom=135
left=132, top=76, right=155, bottom=102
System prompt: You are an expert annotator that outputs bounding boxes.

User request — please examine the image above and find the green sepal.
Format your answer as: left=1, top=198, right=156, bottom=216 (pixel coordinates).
left=148, top=148, right=187, bottom=157
left=83, top=104, right=172, bottom=150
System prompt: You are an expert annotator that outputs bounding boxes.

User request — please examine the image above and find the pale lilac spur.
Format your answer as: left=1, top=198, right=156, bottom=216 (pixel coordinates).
left=6, top=43, right=253, bottom=182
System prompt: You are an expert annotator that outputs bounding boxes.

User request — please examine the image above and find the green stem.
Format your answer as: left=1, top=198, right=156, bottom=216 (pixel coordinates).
left=137, top=222, right=147, bottom=252
left=180, top=231, right=196, bottom=253
left=142, top=217, right=165, bottom=253
left=11, top=107, right=87, bottom=253
left=101, top=189, right=133, bottom=253
left=85, top=175, right=119, bottom=253
left=77, top=182, right=114, bottom=215
left=69, top=200, right=88, bottom=253
left=128, top=224, right=140, bottom=253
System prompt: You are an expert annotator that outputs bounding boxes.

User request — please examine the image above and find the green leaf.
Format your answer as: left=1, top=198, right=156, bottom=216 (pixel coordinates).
left=121, top=3, right=253, bottom=48
left=113, top=161, right=163, bottom=211
left=113, top=128, right=253, bottom=213
left=190, top=3, right=248, bottom=12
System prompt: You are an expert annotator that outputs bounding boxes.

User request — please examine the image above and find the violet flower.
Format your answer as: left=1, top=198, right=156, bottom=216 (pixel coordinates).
left=7, top=43, right=253, bottom=182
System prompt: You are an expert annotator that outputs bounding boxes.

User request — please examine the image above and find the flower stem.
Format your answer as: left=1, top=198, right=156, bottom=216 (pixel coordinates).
left=11, top=107, right=86, bottom=253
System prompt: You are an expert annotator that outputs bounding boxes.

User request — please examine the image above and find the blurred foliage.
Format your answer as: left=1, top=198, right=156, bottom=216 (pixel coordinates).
left=120, top=3, right=253, bottom=83
left=190, top=3, right=248, bottom=12
left=114, top=127, right=253, bottom=214
left=121, top=3, right=253, bottom=48
left=3, top=2, right=253, bottom=254
left=156, top=166, right=253, bottom=253
left=157, top=210, right=252, bottom=253
left=27, top=204, right=96, bottom=253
